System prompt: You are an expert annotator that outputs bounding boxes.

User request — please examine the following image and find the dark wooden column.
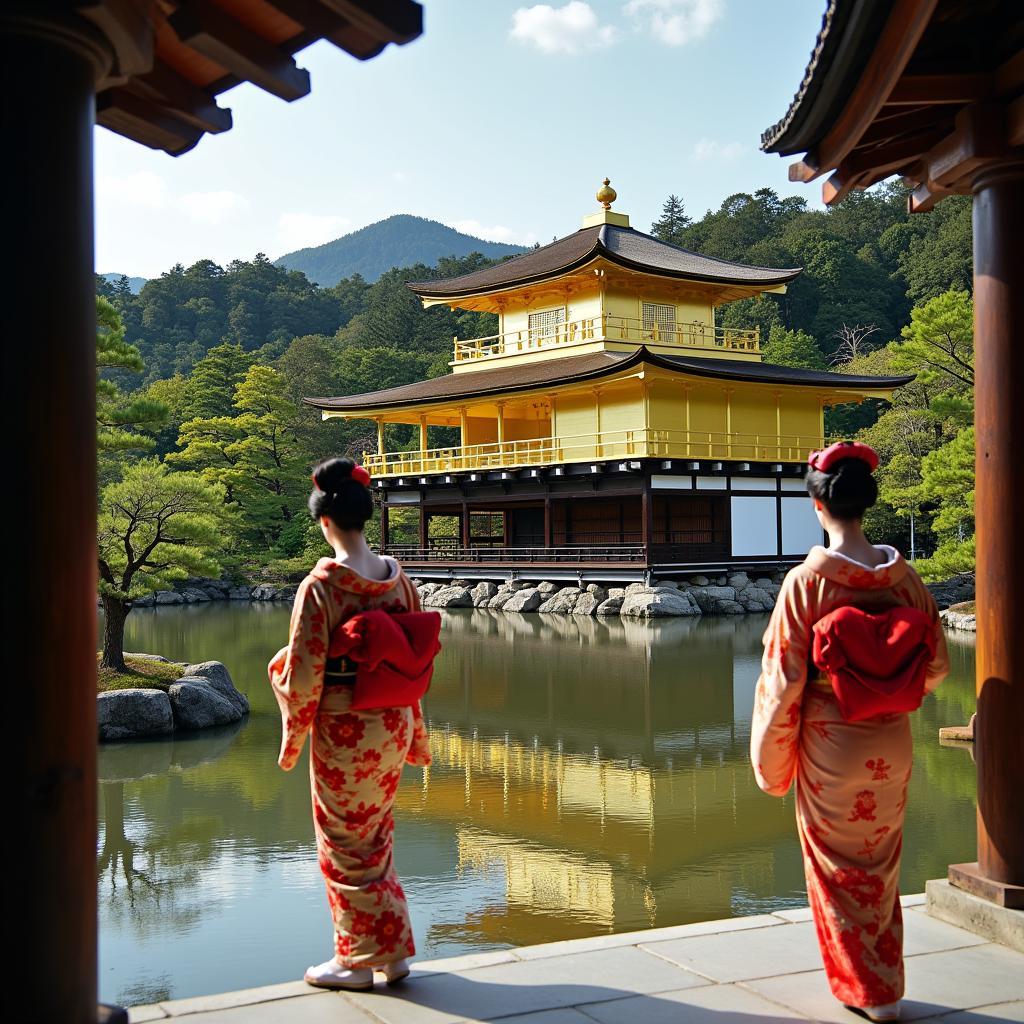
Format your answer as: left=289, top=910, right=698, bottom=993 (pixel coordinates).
left=543, top=495, right=552, bottom=548
left=461, top=499, right=470, bottom=549
left=641, top=476, right=654, bottom=563
left=957, top=163, right=1024, bottom=903
left=4, top=8, right=117, bottom=1022
left=380, top=500, right=390, bottom=552
left=418, top=501, right=427, bottom=550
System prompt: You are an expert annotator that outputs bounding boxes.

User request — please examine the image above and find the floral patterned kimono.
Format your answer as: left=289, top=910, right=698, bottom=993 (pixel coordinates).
left=268, top=555, right=431, bottom=967
left=751, top=545, right=949, bottom=1007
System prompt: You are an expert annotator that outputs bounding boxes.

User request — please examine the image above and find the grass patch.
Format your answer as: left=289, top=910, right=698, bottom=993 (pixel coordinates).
left=97, top=653, right=186, bottom=694
left=948, top=601, right=976, bottom=615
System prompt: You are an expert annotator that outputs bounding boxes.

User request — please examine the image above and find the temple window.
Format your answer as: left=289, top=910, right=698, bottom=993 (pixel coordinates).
left=642, top=301, right=676, bottom=341
left=528, top=306, right=565, bottom=345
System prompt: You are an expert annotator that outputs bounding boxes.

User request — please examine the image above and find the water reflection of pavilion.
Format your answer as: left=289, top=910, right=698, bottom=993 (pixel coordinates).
left=397, top=609, right=800, bottom=945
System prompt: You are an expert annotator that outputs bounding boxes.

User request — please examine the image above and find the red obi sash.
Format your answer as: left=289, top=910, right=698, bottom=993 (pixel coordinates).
left=327, top=609, right=442, bottom=711
left=811, top=605, right=936, bottom=722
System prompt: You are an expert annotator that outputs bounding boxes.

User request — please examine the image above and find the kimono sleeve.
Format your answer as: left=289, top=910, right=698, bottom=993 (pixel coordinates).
left=400, top=571, right=432, bottom=768
left=905, top=567, right=950, bottom=694
left=750, top=567, right=816, bottom=797
left=267, top=576, right=330, bottom=771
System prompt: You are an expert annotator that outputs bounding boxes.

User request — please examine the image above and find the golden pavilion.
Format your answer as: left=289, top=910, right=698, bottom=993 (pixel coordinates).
left=305, top=181, right=911, bottom=582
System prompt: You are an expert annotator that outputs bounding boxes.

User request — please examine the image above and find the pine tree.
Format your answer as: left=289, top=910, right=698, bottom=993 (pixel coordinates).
left=650, top=195, right=691, bottom=245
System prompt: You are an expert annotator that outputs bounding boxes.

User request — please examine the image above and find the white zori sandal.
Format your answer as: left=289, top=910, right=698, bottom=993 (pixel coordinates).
left=376, top=959, right=411, bottom=985
left=303, top=957, right=373, bottom=990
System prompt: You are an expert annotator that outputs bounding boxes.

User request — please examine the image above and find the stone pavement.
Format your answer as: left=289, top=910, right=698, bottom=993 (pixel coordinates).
left=128, top=895, right=1024, bottom=1024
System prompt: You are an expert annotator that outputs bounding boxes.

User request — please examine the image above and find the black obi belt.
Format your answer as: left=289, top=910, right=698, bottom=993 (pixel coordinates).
left=324, top=654, right=358, bottom=685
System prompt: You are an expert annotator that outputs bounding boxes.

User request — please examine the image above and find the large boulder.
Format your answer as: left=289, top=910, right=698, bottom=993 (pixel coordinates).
left=417, top=582, right=444, bottom=599
left=487, top=589, right=518, bottom=610
left=180, top=588, right=211, bottom=603
left=621, top=588, right=700, bottom=618
left=585, top=584, right=608, bottom=601
left=727, top=572, right=749, bottom=589
left=539, top=587, right=582, bottom=613
left=471, top=581, right=498, bottom=607
left=98, top=689, right=174, bottom=741
left=183, top=661, right=249, bottom=715
left=714, top=599, right=746, bottom=614
left=168, top=678, right=244, bottom=731
left=155, top=591, right=184, bottom=605
left=536, top=581, right=559, bottom=595
left=688, top=586, right=736, bottom=614
left=228, top=586, right=252, bottom=600
left=595, top=596, right=624, bottom=616
left=572, top=592, right=602, bottom=616
left=423, top=586, right=473, bottom=609
left=503, top=587, right=543, bottom=613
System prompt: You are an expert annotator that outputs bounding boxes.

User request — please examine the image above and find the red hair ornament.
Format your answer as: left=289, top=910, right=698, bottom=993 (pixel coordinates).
left=310, top=465, right=372, bottom=490
left=807, top=440, right=879, bottom=474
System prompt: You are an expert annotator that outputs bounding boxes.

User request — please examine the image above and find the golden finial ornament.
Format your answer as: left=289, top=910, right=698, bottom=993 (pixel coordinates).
left=596, top=177, right=617, bottom=210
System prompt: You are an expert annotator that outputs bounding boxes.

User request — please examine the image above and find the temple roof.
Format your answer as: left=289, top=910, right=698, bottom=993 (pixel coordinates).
left=87, top=0, right=423, bottom=156
left=407, top=224, right=802, bottom=300
left=304, top=346, right=913, bottom=413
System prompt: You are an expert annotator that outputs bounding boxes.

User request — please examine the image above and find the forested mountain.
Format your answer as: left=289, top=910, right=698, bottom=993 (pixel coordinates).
left=275, top=214, right=527, bottom=286
left=101, top=272, right=147, bottom=294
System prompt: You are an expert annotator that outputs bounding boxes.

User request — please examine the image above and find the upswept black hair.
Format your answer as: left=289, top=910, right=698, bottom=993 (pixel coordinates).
left=805, top=456, right=878, bottom=521
left=308, top=457, right=373, bottom=531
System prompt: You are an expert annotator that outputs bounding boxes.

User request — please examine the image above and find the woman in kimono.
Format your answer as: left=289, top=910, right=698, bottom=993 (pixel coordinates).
left=750, top=442, right=949, bottom=1022
left=268, top=457, right=431, bottom=991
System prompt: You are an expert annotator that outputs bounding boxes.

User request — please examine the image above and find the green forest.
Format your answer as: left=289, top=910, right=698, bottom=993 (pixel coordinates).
left=95, top=182, right=974, bottom=642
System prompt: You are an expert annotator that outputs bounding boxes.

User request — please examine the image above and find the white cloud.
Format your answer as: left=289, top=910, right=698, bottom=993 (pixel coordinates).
left=692, top=138, right=746, bottom=161
left=452, top=219, right=538, bottom=246
left=510, top=1, right=617, bottom=54
left=179, top=190, right=249, bottom=225
left=624, top=0, right=724, bottom=45
left=278, top=212, right=352, bottom=252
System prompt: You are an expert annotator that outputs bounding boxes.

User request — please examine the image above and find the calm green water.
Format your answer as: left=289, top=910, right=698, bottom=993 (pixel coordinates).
left=97, top=603, right=978, bottom=1007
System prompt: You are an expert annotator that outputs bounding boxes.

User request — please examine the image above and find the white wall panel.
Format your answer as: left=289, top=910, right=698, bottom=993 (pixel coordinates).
left=731, top=496, right=778, bottom=556
left=733, top=477, right=777, bottom=491
left=652, top=475, right=692, bottom=489
left=782, top=496, right=823, bottom=555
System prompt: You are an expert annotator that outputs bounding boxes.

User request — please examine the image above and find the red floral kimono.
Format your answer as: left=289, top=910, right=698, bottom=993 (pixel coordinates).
left=750, top=545, right=950, bottom=1007
left=268, top=556, right=431, bottom=967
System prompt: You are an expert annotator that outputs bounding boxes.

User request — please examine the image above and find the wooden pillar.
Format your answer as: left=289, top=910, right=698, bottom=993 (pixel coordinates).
left=380, top=500, right=390, bottom=552
left=544, top=495, right=552, bottom=549
left=377, top=418, right=385, bottom=455
left=957, top=164, right=1024, bottom=902
left=418, top=415, right=428, bottom=454
left=5, top=8, right=114, bottom=1022
left=418, top=503, right=427, bottom=550
left=641, top=476, right=654, bottom=561
left=461, top=500, right=470, bottom=549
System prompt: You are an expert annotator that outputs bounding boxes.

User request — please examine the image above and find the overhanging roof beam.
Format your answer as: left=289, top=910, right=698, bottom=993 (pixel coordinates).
left=133, top=60, right=232, bottom=134
left=96, top=88, right=205, bottom=155
left=886, top=73, right=992, bottom=106
left=798, top=0, right=939, bottom=182
left=169, top=0, right=311, bottom=102
left=318, top=0, right=423, bottom=46
left=260, top=0, right=389, bottom=59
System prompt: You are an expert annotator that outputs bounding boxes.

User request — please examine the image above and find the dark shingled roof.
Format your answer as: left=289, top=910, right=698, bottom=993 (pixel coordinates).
left=407, top=224, right=802, bottom=298
left=760, top=0, right=893, bottom=154
left=304, top=347, right=913, bottom=413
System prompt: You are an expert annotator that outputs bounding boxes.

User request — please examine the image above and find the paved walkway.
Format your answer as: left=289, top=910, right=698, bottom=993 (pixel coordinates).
left=128, top=895, right=1024, bottom=1024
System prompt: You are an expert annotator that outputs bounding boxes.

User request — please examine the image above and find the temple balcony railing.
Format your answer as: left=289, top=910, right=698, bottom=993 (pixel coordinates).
left=451, top=316, right=759, bottom=364
left=364, top=427, right=825, bottom=477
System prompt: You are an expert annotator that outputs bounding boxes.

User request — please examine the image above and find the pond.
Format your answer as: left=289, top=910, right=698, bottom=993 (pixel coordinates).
left=97, top=603, right=978, bottom=1007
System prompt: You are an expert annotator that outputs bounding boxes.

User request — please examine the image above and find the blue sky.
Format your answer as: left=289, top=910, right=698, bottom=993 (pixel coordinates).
left=95, top=0, right=826, bottom=279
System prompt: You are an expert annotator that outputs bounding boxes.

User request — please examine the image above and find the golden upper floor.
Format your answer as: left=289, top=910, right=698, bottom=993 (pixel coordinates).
left=406, top=182, right=802, bottom=373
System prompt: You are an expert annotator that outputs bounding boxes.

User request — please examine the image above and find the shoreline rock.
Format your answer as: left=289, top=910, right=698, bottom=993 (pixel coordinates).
left=98, top=658, right=248, bottom=742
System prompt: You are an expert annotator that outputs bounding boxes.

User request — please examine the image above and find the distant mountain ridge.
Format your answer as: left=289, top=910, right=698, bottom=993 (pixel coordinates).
left=101, top=272, right=147, bottom=294
left=275, top=214, right=528, bottom=286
